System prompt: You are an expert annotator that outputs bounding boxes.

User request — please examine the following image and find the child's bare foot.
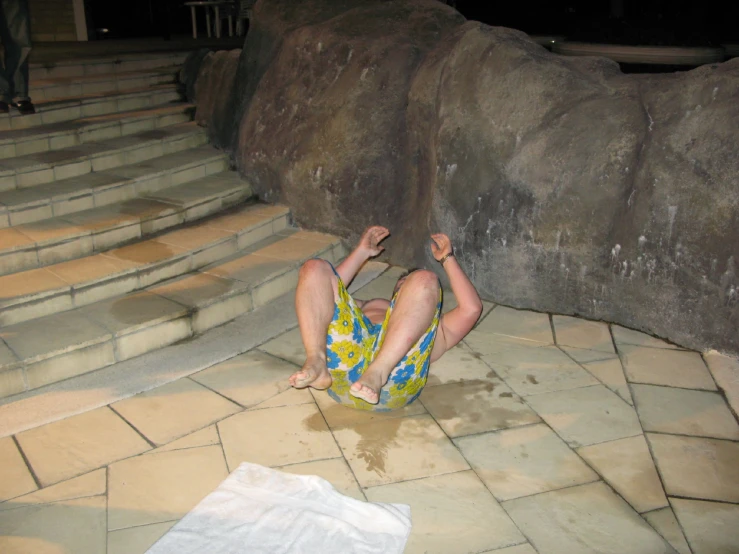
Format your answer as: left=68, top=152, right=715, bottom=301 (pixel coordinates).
left=349, top=368, right=385, bottom=405
left=289, top=357, right=332, bottom=390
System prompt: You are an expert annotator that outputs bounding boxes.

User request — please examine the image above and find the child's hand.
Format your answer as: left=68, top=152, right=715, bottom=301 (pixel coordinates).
left=430, top=233, right=453, bottom=262
left=358, top=226, right=390, bottom=257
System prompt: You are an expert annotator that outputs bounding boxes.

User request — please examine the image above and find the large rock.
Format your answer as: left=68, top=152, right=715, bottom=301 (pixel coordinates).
left=188, top=0, right=739, bottom=355
left=412, top=22, right=739, bottom=354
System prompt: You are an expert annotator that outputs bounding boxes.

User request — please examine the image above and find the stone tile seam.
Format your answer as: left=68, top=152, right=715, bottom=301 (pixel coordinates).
left=11, top=434, right=42, bottom=490
left=625, top=378, right=718, bottom=393
left=106, top=404, right=157, bottom=450
left=182, top=375, right=248, bottom=411
left=548, top=313, right=557, bottom=346
left=0, top=480, right=106, bottom=512
left=105, top=465, right=111, bottom=539
left=697, top=351, right=731, bottom=414
left=644, top=429, right=739, bottom=446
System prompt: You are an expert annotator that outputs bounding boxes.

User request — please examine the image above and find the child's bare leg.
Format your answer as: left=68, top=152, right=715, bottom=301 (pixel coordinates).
left=289, top=259, right=336, bottom=389
left=350, top=270, right=439, bottom=404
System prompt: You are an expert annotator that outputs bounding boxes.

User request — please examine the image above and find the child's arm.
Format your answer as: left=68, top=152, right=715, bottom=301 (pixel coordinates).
left=429, top=234, right=483, bottom=361
left=335, top=226, right=390, bottom=285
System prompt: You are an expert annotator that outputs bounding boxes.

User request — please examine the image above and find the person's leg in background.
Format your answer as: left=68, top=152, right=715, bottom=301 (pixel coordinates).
left=0, top=0, right=34, bottom=115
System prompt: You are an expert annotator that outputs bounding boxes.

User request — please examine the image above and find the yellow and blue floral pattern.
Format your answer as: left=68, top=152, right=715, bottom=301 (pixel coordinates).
left=324, top=263, right=442, bottom=411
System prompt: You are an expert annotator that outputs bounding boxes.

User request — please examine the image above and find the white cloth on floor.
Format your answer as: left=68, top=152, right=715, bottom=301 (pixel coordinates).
left=146, top=462, right=412, bottom=554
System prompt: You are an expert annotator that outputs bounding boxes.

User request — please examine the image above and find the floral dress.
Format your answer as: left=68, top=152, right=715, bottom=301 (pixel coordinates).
left=324, top=262, right=442, bottom=411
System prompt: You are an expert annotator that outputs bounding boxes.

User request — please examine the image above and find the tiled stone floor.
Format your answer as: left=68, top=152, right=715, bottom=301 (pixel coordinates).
left=0, top=269, right=738, bottom=553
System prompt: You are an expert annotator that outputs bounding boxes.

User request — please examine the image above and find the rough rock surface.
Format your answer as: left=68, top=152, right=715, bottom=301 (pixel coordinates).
left=187, top=0, right=739, bottom=355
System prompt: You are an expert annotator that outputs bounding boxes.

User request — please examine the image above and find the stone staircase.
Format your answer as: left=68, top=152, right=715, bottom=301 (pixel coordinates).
left=0, top=50, right=344, bottom=401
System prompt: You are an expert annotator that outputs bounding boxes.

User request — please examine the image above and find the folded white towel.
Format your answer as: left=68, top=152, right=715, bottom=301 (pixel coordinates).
left=147, top=462, right=412, bottom=554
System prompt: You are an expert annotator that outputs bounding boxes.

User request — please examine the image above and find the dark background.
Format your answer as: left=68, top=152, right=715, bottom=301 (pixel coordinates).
left=83, top=0, right=735, bottom=45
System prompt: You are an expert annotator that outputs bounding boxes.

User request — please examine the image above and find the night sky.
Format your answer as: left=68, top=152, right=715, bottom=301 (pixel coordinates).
left=454, top=0, right=734, bottom=46
left=85, top=0, right=735, bottom=45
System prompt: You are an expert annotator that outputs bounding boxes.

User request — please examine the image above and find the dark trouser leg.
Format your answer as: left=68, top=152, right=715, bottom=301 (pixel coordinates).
left=0, top=0, right=32, bottom=102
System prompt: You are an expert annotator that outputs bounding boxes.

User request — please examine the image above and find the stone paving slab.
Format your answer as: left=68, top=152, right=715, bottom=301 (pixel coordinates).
left=218, top=403, right=341, bottom=470
left=365, top=470, right=525, bottom=554
left=476, top=306, right=554, bottom=344
left=524, top=384, right=642, bottom=447
left=620, top=344, right=717, bottom=390
left=0, top=469, right=106, bottom=512
left=111, top=378, right=241, bottom=446
left=671, top=498, right=739, bottom=554
left=576, top=356, right=633, bottom=404
left=0, top=495, right=107, bottom=554
left=333, top=414, right=470, bottom=488
left=612, top=325, right=683, bottom=350
left=647, top=433, right=739, bottom=503
left=704, top=350, right=739, bottom=416
left=15, top=407, right=151, bottom=486
left=107, top=445, right=228, bottom=530
left=502, top=482, right=678, bottom=554
left=552, top=315, right=615, bottom=353
left=484, top=345, right=600, bottom=397
left=190, top=350, right=299, bottom=408
left=576, top=435, right=667, bottom=513
left=643, top=507, right=692, bottom=554
left=455, top=423, right=599, bottom=501
left=632, top=383, right=739, bottom=440
left=425, top=342, right=497, bottom=386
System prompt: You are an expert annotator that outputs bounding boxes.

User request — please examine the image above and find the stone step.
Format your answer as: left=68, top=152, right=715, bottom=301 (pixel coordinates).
left=0, top=224, right=345, bottom=399
left=30, top=66, right=179, bottom=104
left=0, top=201, right=288, bottom=326
left=0, top=103, right=194, bottom=160
left=0, top=165, right=246, bottom=276
left=0, top=84, right=183, bottom=132
left=0, top=121, right=206, bottom=193
left=29, top=51, right=189, bottom=81
left=0, top=145, right=228, bottom=230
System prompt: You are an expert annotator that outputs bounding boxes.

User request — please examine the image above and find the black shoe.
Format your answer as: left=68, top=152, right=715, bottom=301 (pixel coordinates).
left=14, top=100, right=36, bottom=115
left=0, top=102, right=9, bottom=114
